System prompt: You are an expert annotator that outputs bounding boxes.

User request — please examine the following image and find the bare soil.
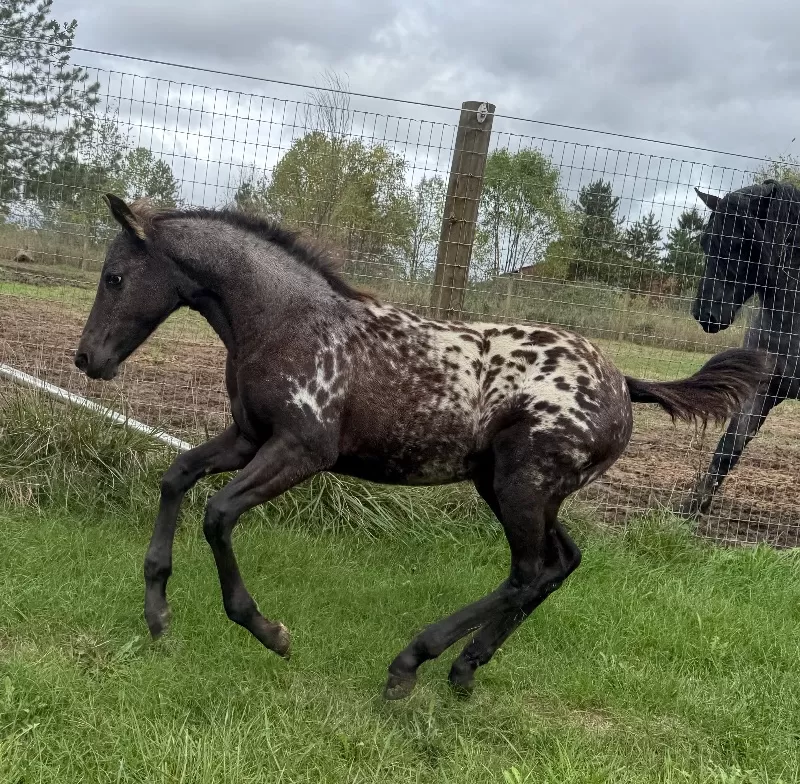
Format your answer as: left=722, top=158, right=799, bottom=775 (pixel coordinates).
left=4, top=292, right=800, bottom=547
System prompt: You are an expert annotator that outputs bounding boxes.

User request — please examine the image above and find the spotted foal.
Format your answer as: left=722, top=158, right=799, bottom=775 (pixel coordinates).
left=75, top=195, right=768, bottom=698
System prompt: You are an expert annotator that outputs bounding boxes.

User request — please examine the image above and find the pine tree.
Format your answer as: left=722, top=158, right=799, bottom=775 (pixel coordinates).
left=0, top=0, right=100, bottom=208
left=625, top=211, right=663, bottom=267
left=569, top=179, right=624, bottom=282
left=663, top=207, right=706, bottom=282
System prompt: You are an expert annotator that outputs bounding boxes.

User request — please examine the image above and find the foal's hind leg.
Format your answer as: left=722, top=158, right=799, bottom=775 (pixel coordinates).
left=448, top=517, right=580, bottom=694
left=384, top=425, right=579, bottom=700
left=144, top=425, right=258, bottom=638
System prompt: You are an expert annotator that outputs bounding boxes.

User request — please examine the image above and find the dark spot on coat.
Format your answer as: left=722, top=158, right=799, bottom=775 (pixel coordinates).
left=511, top=349, right=538, bottom=364
left=553, top=414, right=586, bottom=440
left=526, top=330, right=556, bottom=346
left=483, top=367, right=502, bottom=387
left=322, top=352, right=335, bottom=380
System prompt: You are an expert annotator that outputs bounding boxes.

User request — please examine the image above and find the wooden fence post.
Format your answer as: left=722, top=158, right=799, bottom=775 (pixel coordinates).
left=429, top=100, right=495, bottom=320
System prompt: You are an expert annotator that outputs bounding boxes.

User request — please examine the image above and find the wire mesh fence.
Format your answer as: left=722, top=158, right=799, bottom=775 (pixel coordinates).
left=1, top=48, right=799, bottom=546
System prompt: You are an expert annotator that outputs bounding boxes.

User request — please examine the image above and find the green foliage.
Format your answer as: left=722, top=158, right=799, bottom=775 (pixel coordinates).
left=622, top=211, right=663, bottom=289
left=625, top=211, right=663, bottom=267
left=0, top=0, right=100, bottom=209
left=116, top=147, right=180, bottom=208
left=235, top=131, right=414, bottom=276
left=475, top=148, right=566, bottom=279
left=568, top=179, right=628, bottom=284
left=751, top=153, right=800, bottom=189
left=663, top=207, right=707, bottom=286
left=406, top=175, right=445, bottom=281
left=37, top=113, right=180, bottom=252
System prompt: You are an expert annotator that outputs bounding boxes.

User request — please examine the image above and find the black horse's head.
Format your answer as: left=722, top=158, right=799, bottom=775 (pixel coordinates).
left=692, top=180, right=800, bottom=333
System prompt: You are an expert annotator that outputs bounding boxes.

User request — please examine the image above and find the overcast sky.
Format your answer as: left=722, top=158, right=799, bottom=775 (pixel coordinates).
left=50, top=0, right=800, bottom=220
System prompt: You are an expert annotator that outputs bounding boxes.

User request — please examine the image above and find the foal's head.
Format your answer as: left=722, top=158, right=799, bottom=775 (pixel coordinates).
left=75, top=195, right=180, bottom=380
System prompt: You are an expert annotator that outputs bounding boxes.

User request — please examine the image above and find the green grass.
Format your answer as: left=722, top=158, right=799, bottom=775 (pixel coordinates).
left=1, top=390, right=800, bottom=782
left=1, top=508, right=799, bottom=783
left=0, top=279, right=95, bottom=305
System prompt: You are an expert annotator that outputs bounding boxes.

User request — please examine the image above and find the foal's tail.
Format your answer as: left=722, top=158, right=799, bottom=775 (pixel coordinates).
left=625, top=348, right=772, bottom=426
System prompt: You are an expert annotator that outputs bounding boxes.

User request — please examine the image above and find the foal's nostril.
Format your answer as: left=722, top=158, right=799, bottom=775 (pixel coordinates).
left=74, top=352, right=89, bottom=372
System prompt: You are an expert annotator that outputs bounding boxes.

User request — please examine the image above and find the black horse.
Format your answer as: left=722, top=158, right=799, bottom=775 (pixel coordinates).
left=682, top=180, right=800, bottom=515
left=75, top=195, right=767, bottom=698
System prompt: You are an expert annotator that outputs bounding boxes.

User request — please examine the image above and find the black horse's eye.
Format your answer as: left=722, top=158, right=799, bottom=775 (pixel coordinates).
left=105, top=273, right=123, bottom=288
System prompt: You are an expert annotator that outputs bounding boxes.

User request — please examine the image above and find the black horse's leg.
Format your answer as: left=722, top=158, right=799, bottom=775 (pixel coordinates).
left=384, top=424, right=578, bottom=700
left=202, top=432, right=325, bottom=657
left=144, top=424, right=258, bottom=638
left=680, top=386, right=781, bottom=516
left=448, top=518, right=580, bottom=694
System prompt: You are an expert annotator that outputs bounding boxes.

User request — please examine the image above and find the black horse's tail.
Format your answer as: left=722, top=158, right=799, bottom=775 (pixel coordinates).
left=625, top=348, right=772, bottom=426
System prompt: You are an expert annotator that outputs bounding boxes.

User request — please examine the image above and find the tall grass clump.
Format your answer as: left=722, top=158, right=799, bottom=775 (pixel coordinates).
left=0, top=385, right=498, bottom=543
left=0, top=386, right=171, bottom=517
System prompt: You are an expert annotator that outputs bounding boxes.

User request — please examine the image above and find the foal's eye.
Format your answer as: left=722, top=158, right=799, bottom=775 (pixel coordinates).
left=105, top=273, right=123, bottom=288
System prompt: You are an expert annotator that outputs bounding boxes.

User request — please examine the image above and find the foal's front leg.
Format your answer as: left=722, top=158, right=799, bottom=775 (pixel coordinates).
left=144, top=425, right=258, bottom=639
left=202, top=430, right=329, bottom=657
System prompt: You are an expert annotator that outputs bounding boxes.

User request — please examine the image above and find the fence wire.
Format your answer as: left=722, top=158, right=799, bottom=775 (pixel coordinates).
left=1, top=54, right=799, bottom=546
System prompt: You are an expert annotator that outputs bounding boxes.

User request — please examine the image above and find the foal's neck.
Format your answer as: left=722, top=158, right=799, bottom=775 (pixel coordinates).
left=159, top=217, right=342, bottom=353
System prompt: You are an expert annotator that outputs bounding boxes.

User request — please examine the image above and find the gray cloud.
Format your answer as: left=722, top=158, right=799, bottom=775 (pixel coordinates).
left=54, top=0, right=800, bottom=219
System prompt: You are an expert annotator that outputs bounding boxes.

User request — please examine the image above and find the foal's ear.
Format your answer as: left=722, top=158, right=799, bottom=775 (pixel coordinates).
left=104, top=193, right=147, bottom=240
left=695, top=188, right=720, bottom=211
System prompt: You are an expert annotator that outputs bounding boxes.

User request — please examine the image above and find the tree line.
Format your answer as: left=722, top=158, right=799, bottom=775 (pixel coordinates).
left=0, top=0, right=180, bottom=257
left=2, top=0, right=799, bottom=292
left=233, top=133, right=710, bottom=292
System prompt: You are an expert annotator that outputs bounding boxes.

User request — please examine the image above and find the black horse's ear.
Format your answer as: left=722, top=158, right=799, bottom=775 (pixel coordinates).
left=104, top=193, right=146, bottom=240
left=695, top=188, right=720, bottom=211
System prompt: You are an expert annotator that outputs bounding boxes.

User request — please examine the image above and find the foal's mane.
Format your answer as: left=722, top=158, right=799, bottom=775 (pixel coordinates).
left=132, top=201, right=373, bottom=302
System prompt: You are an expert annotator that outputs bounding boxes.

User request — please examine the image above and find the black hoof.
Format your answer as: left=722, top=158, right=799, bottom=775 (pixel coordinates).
left=447, top=662, right=476, bottom=698
left=383, top=672, right=417, bottom=700
left=677, top=495, right=709, bottom=519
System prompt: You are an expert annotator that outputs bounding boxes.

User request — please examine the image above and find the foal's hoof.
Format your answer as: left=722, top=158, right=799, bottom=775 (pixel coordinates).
left=145, top=606, right=172, bottom=640
left=383, top=672, right=417, bottom=701
left=273, top=623, right=291, bottom=660
left=447, top=663, right=476, bottom=698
